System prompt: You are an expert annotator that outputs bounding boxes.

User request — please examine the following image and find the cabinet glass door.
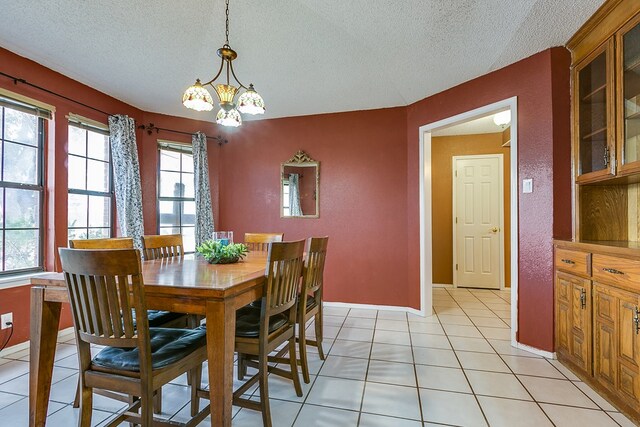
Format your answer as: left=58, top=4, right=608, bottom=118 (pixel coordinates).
left=575, top=40, right=614, bottom=182
left=619, top=16, right=640, bottom=174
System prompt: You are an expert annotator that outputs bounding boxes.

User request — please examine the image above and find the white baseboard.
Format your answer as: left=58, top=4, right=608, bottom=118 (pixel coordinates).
left=433, top=283, right=453, bottom=288
left=513, top=341, right=556, bottom=359
left=0, top=327, right=75, bottom=358
left=323, top=301, right=424, bottom=317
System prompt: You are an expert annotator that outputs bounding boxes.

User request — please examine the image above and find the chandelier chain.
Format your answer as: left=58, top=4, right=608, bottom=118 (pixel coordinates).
left=225, top=0, right=230, bottom=45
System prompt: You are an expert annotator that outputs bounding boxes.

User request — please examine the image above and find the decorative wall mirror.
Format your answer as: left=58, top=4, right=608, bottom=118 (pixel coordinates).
left=281, top=150, right=319, bottom=218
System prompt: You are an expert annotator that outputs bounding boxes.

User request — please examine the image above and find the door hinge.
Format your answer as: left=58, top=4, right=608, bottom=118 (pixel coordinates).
left=455, top=170, right=457, bottom=177
left=455, top=217, right=458, bottom=224
left=455, top=264, right=458, bottom=271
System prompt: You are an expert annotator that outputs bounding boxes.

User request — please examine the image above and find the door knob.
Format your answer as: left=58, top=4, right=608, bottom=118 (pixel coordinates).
left=490, top=227, right=499, bottom=233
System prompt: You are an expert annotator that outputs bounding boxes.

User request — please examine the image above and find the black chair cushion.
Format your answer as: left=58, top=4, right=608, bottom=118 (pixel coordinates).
left=147, top=310, right=185, bottom=327
left=92, top=327, right=206, bottom=372
left=304, top=295, right=317, bottom=309
left=130, top=310, right=185, bottom=328
left=235, top=306, right=288, bottom=338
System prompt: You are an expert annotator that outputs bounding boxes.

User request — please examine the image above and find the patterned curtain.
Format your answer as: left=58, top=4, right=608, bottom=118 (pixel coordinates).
left=192, top=132, right=215, bottom=246
left=108, top=115, right=144, bottom=250
left=289, top=173, right=303, bottom=216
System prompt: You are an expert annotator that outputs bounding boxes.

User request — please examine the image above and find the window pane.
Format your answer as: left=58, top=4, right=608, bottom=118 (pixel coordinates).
left=4, top=108, right=37, bottom=145
left=160, top=150, right=181, bottom=171
left=4, top=142, right=37, bottom=184
left=182, top=201, right=195, bottom=226
left=87, top=131, right=109, bottom=161
left=68, top=155, right=87, bottom=190
left=87, top=159, right=109, bottom=192
left=160, top=227, right=181, bottom=235
left=182, top=153, right=194, bottom=173
left=68, top=126, right=86, bottom=156
left=87, top=228, right=110, bottom=239
left=159, top=171, right=182, bottom=197
left=68, top=193, right=88, bottom=228
left=68, top=228, right=88, bottom=241
left=182, top=172, right=194, bottom=198
left=5, top=189, right=39, bottom=228
left=88, top=195, right=110, bottom=228
left=159, top=201, right=180, bottom=226
left=5, top=229, right=38, bottom=270
left=182, top=227, right=195, bottom=253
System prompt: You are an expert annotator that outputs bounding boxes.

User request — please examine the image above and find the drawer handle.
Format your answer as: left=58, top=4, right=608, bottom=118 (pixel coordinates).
left=634, top=307, right=640, bottom=335
left=603, top=267, right=624, bottom=275
left=580, top=288, right=586, bottom=309
left=561, top=259, right=575, bottom=265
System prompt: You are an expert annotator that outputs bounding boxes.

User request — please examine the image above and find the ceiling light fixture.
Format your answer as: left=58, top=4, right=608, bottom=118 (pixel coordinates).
left=182, top=0, right=264, bottom=127
left=493, top=110, right=511, bottom=128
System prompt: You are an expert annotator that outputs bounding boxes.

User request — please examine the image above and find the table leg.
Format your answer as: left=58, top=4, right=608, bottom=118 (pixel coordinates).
left=206, top=299, right=235, bottom=427
left=29, top=287, right=62, bottom=427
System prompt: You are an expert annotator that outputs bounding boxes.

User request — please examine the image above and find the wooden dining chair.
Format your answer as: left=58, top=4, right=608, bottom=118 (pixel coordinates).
left=142, top=234, right=184, bottom=260
left=231, top=240, right=305, bottom=427
left=58, top=248, right=209, bottom=427
left=69, top=237, right=134, bottom=249
left=296, top=236, right=329, bottom=383
left=69, top=237, right=188, bottom=412
left=244, top=233, right=284, bottom=252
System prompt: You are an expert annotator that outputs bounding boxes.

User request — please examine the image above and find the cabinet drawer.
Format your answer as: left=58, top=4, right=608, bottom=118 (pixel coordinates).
left=593, top=254, right=640, bottom=290
left=555, top=248, right=591, bottom=276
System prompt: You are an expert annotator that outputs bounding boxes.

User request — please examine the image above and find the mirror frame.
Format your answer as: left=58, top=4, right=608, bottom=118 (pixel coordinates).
left=280, top=150, right=320, bottom=218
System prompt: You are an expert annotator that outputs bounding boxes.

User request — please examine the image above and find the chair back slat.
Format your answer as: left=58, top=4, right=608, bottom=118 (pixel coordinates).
left=142, top=234, right=184, bottom=260
left=303, top=237, right=329, bottom=294
left=244, top=233, right=284, bottom=252
left=264, top=240, right=305, bottom=316
left=69, top=237, right=134, bottom=249
left=59, top=248, right=148, bottom=348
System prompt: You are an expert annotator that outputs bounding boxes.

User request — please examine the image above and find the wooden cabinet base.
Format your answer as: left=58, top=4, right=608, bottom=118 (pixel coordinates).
left=557, top=354, right=640, bottom=425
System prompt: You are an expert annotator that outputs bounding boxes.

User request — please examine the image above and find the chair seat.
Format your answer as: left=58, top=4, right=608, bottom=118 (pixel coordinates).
left=235, top=306, right=288, bottom=338
left=92, top=327, right=207, bottom=372
left=304, top=295, right=317, bottom=309
left=129, top=310, right=185, bottom=328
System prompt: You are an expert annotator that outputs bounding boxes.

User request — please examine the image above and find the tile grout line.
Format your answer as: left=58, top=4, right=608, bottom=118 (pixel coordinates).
left=354, top=308, right=379, bottom=426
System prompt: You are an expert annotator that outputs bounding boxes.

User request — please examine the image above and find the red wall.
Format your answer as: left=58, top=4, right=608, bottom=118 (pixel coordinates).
left=217, top=108, right=410, bottom=306
left=0, top=47, right=144, bottom=346
left=406, top=47, right=573, bottom=351
left=0, top=45, right=573, bottom=353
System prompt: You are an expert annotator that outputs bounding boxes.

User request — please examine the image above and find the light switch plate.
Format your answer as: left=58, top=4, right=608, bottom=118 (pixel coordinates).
left=523, top=179, right=533, bottom=194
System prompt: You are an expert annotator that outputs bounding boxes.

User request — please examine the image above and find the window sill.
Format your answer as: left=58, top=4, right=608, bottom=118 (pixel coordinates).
left=0, top=271, right=50, bottom=290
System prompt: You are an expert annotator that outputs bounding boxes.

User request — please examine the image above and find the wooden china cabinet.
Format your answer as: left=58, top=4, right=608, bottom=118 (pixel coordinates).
left=555, top=0, right=640, bottom=422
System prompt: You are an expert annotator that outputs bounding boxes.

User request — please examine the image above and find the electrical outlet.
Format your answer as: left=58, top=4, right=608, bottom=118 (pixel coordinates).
left=1, top=313, right=12, bottom=329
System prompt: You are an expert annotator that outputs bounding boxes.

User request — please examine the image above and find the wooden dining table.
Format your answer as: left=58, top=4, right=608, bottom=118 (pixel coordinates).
left=29, top=252, right=269, bottom=427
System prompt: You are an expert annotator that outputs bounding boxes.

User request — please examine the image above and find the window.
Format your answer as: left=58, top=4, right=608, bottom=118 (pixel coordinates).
left=157, top=144, right=195, bottom=252
left=0, top=103, right=44, bottom=274
left=67, top=123, right=113, bottom=241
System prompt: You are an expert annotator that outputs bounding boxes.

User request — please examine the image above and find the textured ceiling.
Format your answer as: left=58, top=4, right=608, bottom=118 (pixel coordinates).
left=0, top=0, right=605, bottom=121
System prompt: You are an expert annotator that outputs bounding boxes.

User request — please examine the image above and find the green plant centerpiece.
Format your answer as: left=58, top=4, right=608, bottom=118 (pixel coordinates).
left=196, top=240, right=249, bottom=264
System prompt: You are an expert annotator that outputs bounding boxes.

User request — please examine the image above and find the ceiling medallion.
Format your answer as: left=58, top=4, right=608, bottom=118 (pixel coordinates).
left=182, top=0, right=264, bottom=127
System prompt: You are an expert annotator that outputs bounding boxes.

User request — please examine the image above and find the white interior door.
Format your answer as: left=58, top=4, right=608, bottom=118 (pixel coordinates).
left=453, top=155, right=503, bottom=289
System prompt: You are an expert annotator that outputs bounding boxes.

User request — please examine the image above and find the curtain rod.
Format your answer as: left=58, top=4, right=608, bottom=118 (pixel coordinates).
left=0, top=70, right=112, bottom=116
left=0, top=71, right=228, bottom=146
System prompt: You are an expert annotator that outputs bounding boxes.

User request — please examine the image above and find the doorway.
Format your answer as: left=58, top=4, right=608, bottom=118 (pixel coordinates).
left=452, top=154, right=504, bottom=290
left=418, top=97, right=522, bottom=350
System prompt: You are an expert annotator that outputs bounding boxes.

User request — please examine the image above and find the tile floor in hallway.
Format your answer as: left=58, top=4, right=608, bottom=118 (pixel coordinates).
left=0, top=286, right=637, bottom=426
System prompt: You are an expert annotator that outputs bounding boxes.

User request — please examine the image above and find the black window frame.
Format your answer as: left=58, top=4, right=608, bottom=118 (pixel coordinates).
left=157, top=144, right=195, bottom=253
left=0, top=104, right=45, bottom=276
left=67, top=122, right=114, bottom=242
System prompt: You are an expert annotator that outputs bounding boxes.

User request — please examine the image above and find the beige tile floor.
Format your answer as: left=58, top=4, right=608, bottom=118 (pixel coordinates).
left=0, top=287, right=637, bottom=426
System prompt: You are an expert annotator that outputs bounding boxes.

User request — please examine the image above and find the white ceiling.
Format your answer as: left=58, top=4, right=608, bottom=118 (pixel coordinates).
left=432, top=113, right=508, bottom=137
left=0, top=0, right=605, bottom=121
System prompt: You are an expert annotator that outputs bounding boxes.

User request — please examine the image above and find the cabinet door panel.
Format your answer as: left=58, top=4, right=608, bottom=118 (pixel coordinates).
left=618, top=294, right=640, bottom=402
left=556, top=273, right=572, bottom=355
left=571, top=283, right=591, bottom=371
left=594, top=285, right=617, bottom=390
left=617, top=13, right=640, bottom=175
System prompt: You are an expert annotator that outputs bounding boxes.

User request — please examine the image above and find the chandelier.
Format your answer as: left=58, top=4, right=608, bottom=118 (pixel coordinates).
left=182, top=0, right=265, bottom=127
